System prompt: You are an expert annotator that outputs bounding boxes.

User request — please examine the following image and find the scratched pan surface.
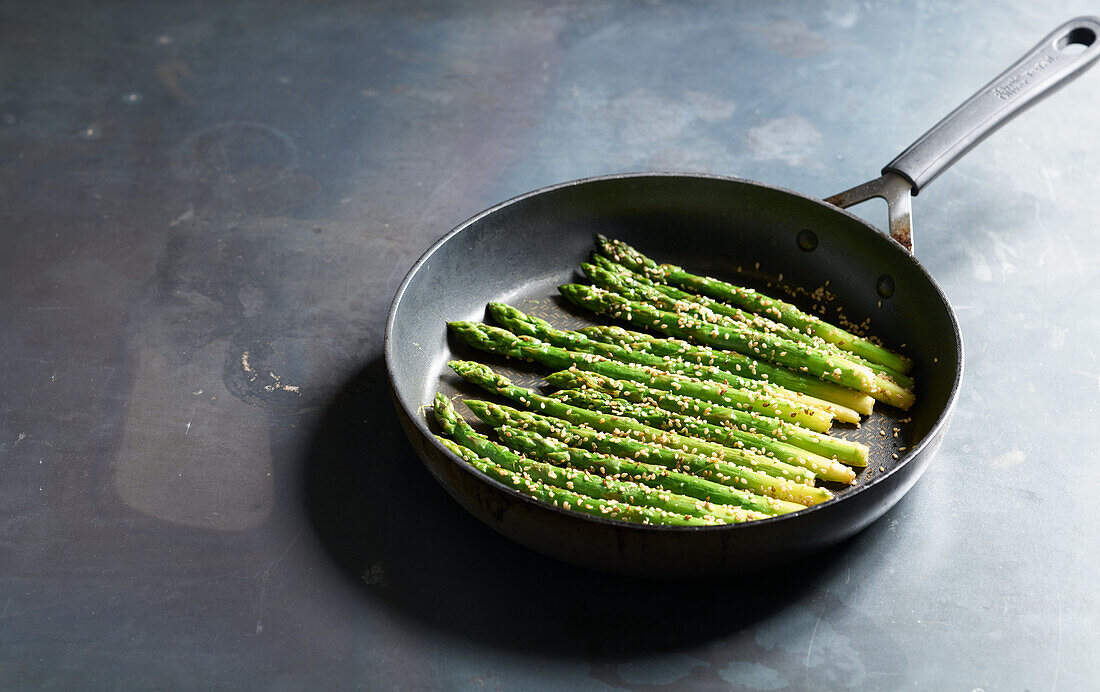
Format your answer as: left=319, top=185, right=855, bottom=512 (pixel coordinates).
left=384, top=172, right=962, bottom=578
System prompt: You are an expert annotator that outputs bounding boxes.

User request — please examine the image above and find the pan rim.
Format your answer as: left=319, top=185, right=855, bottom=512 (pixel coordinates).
left=384, top=171, right=964, bottom=533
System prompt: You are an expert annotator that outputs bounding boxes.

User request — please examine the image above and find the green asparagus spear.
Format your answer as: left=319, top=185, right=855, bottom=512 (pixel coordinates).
left=585, top=257, right=900, bottom=412
left=490, top=423, right=800, bottom=515
left=546, top=368, right=870, bottom=467
left=586, top=255, right=797, bottom=341
left=465, top=398, right=831, bottom=506
left=589, top=254, right=915, bottom=390
left=560, top=283, right=914, bottom=410
left=559, top=281, right=873, bottom=390
left=547, top=384, right=856, bottom=483
left=577, top=323, right=874, bottom=415
left=487, top=301, right=860, bottom=424
left=449, top=360, right=818, bottom=485
left=448, top=320, right=834, bottom=432
left=494, top=425, right=770, bottom=522
left=596, top=234, right=913, bottom=374
left=435, top=435, right=701, bottom=525
left=590, top=252, right=769, bottom=326
left=434, top=394, right=723, bottom=524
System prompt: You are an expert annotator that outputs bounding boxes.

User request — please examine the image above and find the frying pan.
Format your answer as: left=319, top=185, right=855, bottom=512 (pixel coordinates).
left=384, top=17, right=1100, bottom=578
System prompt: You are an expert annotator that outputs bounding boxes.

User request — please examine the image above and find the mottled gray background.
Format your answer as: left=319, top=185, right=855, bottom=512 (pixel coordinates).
left=1, top=1, right=1098, bottom=689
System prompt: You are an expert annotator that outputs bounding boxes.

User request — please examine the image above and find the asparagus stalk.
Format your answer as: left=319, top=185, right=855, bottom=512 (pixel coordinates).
left=547, top=368, right=870, bottom=467
left=494, top=425, right=770, bottom=522
left=589, top=254, right=916, bottom=390
left=578, top=323, right=874, bottom=415
left=590, top=252, right=774, bottom=329
left=586, top=255, right=797, bottom=343
left=492, top=423, right=800, bottom=515
left=487, top=301, right=860, bottom=424
left=466, top=398, right=830, bottom=507
left=596, top=234, right=914, bottom=374
left=448, top=321, right=834, bottom=432
left=547, top=384, right=856, bottom=483
left=560, top=283, right=914, bottom=410
left=559, top=281, right=873, bottom=390
left=449, top=360, right=818, bottom=485
left=433, top=394, right=726, bottom=524
left=584, top=259, right=884, bottom=417
left=435, top=435, right=702, bottom=525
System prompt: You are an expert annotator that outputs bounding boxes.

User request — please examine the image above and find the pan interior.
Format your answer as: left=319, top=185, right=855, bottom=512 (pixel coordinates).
left=388, top=174, right=961, bottom=498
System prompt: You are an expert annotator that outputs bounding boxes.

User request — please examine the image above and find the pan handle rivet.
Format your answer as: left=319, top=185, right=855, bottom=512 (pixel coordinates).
left=876, top=274, right=895, bottom=299
left=796, top=229, right=818, bottom=252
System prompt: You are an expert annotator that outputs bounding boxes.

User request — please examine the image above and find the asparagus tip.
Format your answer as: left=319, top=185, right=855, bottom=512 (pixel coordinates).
left=448, top=359, right=484, bottom=378
left=447, top=320, right=480, bottom=333
left=432, top=393, right=458, bottom=435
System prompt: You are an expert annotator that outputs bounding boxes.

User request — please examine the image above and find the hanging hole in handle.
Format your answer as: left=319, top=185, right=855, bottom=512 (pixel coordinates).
left=1057, top=27, right=1096, bottom=55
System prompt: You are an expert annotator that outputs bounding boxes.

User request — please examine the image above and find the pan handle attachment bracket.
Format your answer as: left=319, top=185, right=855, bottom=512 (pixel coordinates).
left=825, top=172, right=914, bottom=254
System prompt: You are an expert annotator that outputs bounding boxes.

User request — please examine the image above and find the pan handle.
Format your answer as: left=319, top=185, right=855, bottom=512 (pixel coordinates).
left=827, top=16, right=1100, bottom=252
left=885, top=16, right=1100, bottom=195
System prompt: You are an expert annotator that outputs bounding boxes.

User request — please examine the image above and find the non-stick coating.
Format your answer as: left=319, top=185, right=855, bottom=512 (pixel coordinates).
left=385, top=173, right=962, bottom=578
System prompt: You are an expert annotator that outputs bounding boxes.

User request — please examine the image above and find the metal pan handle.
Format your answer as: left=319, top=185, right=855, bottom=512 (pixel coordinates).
left=886, top=16, right=1100, bottom=194
left=828, top=17, right=1100, bottom=252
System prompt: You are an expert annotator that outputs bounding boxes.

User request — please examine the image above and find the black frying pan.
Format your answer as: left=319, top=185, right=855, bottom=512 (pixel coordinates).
left=385, top=18, right=1100, bottom=578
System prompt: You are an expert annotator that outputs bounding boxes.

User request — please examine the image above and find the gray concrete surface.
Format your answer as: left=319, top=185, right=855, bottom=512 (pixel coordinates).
left=1, top=1, right=1097, bottom=688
